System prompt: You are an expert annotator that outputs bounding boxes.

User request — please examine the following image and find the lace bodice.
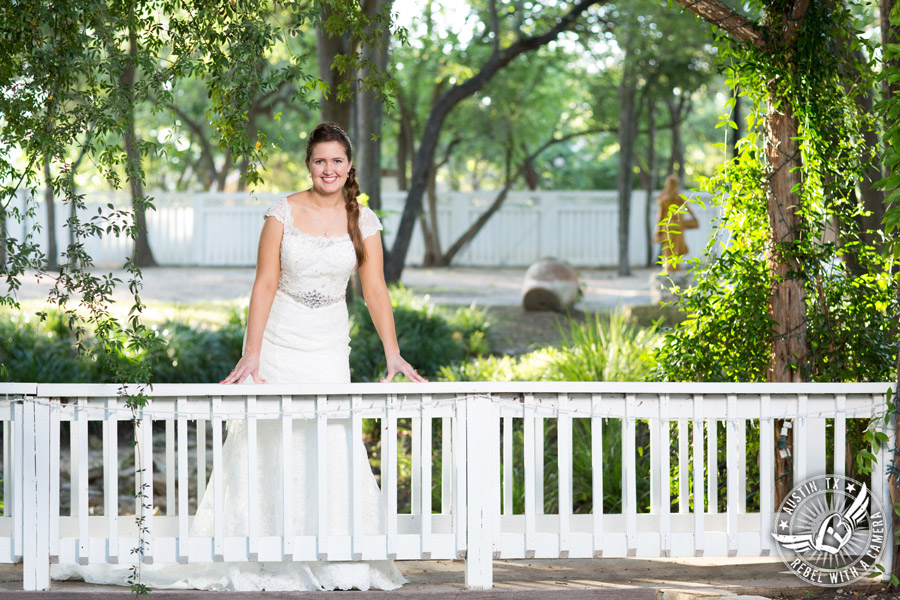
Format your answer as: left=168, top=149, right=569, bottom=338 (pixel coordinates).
left=265, top=196, right=383, bottom=307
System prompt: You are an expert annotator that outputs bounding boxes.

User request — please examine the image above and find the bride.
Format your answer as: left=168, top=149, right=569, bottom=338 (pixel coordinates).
left=52, top=122, right=426, bottom=591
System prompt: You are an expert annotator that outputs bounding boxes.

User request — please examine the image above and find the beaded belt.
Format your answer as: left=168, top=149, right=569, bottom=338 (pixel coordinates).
left=281, top=289, right=344, bottom=309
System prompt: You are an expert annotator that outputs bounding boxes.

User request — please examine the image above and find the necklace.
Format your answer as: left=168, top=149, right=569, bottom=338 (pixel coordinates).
left=307, top=201, right=343, bottom=237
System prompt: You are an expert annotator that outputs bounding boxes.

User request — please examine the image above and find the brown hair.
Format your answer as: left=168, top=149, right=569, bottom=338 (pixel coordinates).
left=305, top=122, right=366, bottom=266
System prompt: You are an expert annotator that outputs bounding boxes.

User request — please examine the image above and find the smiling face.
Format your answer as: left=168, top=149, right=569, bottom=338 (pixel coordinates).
left=307, top=140, right=352, bottom=197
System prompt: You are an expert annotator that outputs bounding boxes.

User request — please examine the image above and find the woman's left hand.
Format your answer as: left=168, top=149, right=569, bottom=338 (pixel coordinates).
left=381, top=354, right=428, bottom=383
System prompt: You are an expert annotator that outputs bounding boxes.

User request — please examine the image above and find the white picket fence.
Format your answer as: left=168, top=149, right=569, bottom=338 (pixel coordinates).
left=1, top=381, right=894, bottom=591
left=11, top=189, right=719, bottom=268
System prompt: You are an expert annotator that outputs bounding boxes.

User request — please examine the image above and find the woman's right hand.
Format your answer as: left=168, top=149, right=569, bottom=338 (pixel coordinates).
left=220, top=353, right=266, bottom=384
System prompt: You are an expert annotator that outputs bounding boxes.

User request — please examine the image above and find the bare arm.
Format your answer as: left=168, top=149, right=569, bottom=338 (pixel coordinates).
left=220, top=216, right=282, bottom=384
left=358, top=232, right=427, bottom=383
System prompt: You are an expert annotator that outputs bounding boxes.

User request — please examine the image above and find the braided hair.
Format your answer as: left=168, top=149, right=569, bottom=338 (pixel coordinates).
left=305, top=122, right=366, bottom=266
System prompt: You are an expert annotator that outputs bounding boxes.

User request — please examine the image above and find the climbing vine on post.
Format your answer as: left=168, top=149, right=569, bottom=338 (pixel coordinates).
left=659, top=0, right=899, bottom=504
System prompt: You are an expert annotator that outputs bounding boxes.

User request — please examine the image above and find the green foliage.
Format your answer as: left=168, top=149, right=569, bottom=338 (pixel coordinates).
left=0, top=308, right=244, bottom=384
left=349, top=286, right=489, bottom=381
left=655, top=1, right=899, bottom=383
left=1, top=293, right=488, bottom=384
left=440, top=310, right=661, bottom=382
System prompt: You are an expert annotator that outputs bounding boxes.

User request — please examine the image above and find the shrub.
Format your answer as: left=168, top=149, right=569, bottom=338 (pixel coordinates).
left=349, top=286, right=489, bottom=381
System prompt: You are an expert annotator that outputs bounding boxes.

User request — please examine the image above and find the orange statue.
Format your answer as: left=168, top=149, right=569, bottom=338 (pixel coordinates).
left=654, top=174, right=699, bottom=272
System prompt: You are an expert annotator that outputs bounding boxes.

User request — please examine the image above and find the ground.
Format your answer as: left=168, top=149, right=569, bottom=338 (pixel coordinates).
left=483, top=305, right=590, bottom=355
left=765, top=583, right=899, bottom=600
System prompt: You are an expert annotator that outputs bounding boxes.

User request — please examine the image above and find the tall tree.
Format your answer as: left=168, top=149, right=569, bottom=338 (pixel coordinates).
left=383, top=0, right=607, bottom=283
left=615, top=38, right=638, bottom=277
left=671, top=0, right=809, bottom=383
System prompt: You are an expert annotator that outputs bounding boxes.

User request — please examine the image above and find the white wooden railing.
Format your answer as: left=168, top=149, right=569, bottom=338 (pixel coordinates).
left=12, top=189, right=719, bottom=268
left=0, top=382, right=895, bottom=591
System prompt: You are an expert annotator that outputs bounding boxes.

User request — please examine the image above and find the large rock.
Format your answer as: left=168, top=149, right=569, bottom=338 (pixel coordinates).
left=522, top=258, right=579, bottom=312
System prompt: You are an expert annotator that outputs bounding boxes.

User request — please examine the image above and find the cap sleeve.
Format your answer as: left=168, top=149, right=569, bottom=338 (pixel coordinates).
left=264, top=197, right=292, bottom=226
left=359, top=205, right=383, bottom=240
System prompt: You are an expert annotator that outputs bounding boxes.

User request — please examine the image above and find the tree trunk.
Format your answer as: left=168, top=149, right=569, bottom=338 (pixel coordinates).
left=354, top=0, right=392, bottom=211
left=765, top=92, right=805, bottom=383
left=884, top=0, right=900, bottom=131
left=616, top=44, right=638, bottom=277
left=645, top=99, right=657, bottom=268
left=666, top=94, right=688, bottom=183
left=421, top=160, right=442, bottom=266
left=853, top=56, right=885, bottom=256
left=382, top=0, right=603, bottom=283
left=765, top=89, right=805, bottom=505
left=43, top=158, right=58, bottom=270
left=316, top=3, right=353, bottom=130
left=121, top=23, right=156, bottom=268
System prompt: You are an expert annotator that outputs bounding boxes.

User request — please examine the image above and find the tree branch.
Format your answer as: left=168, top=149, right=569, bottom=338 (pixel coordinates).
left=386, top=0, right=607, bottom=280
left=489, top=0, right=501, bottom=54
left=442, top=127, right=610, bottom=264
left=670, top=0, right=764, bottom=46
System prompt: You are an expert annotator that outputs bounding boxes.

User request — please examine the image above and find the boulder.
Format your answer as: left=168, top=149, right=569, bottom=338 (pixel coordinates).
left=522, top=258, right=579, bottom=312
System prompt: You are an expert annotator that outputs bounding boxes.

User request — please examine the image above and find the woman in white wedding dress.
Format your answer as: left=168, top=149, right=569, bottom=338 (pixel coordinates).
left=52, top=122, right=425, bottom=591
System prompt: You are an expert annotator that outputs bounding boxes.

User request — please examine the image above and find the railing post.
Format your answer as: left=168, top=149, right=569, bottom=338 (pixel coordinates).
left=465, top=393, right=494, bottom=590
left=22, top=399, right=51, bottom=591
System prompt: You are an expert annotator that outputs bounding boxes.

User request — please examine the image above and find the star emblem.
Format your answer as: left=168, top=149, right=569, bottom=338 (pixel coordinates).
left=779, top=519, right=789, bottom=531
left=846, top=483, right=857, bottom=493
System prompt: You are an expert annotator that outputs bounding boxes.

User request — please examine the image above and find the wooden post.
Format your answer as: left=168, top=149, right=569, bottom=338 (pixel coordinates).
left=465, top=394, right=494, bottom=589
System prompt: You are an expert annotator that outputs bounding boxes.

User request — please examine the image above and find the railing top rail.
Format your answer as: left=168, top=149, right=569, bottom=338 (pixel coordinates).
left=0, top=383, right=38, bottom=395
left=6, top=381, right=896, bottom=398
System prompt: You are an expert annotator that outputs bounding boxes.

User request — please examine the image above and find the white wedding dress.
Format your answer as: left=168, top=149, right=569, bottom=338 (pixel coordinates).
left=51, top=197, right=407, bottom=591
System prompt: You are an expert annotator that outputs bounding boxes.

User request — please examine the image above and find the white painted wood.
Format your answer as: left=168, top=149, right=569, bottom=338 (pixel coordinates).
left=692, top=394, right=704, bottom=557
left=558, top=394, right=572, bottom=558
left=49, top=400, right=60, bottom=562
left=624, top=394, right=637, bottom=556
left=137, top=407, right=154, bottom=564
left=707, top=420, right=717, bottom=514
left=281, top=395, right=294, bottom=561
left=523, top=394, right=536, bottom=558
left=177, top=397, right=189, bottom=563
left=12, top=401, right=23, bottom=561
left=535, top=416, right=545, bottom=516
left=759, top=394, right=774, bottom=557
left=795, top=394, right=807, bottom=482
left=351, top=394, right=364, bottom=560
left=3, top=382, right=897, bottom=592
left=834, top=394, right=846, bottom=477
left=68, top=418, right=77, bottom=519
left=465, top=395, right=493, bottom=589
left=503, top=416, right=513, bottom=516
left=22, top=400, right=51, bottom=590
left=196, top=419, right=206, bottom=506
left=737, top=419, right=746, bottom=513
left=658, top=394, right=671, bottom=557
left=3, top=420, right=11, bottom=518
left=412, top=416, right=421, bottom=517
left=678, top=418, right=689, bottom=514
left=211, top=396, right=224, bottom=562
left=491, top=399, right=501, bottom=557
left=385, top=394, right=398, bottom=559
left=420, top=395, right=433, bottom=559
left=315, top=395, right=328, bottom=560
left=454, top=396, right=467, bottom=559
left=245, top=396, right=258, bottom=561
left=591, top=394, right=603, bottom=558
left=725, top=394, right=738, bottom=557
left=76, top=397, right=88, bottom=565
left=103, top=396, right=119, bottom=563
